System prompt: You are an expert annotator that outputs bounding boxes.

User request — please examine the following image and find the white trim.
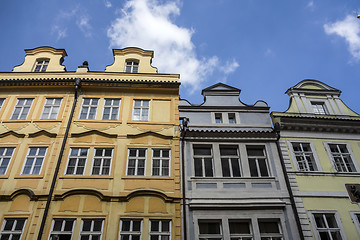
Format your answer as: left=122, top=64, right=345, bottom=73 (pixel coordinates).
left=48, top=218, right=75, bottom=240
left=40, top=98, right=62, bottom=120
left=192, top=144, right=214, bottom=177
left=126, top=148, right=147, bottom=176
left=101, top=98, right=121, bottom=120
left=350, top=211, right=360, bottom=237
left=10, top=98, right=34, bottom=120
left=246, top=145, right=271, bottom=177
left=78, top=98, right=99, bottom=120
left=21, top=147, right=47, bottom=175
left=132, top=99, right=150, bottom=121
left=323, top=142, right=360, bottom=173
left=64, top=147, right=89, bottom=176
left=287, top=140, right=322, bottom=172
left=119, top=218, right=143, bottom=240
left=79, top=219, right=104, bottom=240
left=308, top=210, right=347, bottom=240
left=151, top=148, right=171, bottom=177
left=149, top=219, right=172, bottom=240
left=0, top=218, right=27, bottom=239
left=90, top=148, right=113, bottom=176
left=0, top=147, right=16, bottom=175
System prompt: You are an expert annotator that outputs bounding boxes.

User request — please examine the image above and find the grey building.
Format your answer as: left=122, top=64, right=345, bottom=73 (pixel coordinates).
left=179, top=83, right=301, bottom=240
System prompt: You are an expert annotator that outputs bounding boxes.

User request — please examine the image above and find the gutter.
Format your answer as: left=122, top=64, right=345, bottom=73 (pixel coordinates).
left=180, top=117, right=188, bottom=240
left=37, top=78, right=81, bottom=240
left=274, top=122, right=305, bottom=240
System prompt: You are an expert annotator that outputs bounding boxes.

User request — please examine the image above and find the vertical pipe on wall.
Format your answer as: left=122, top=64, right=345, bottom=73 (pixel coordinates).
left=180, top=117, right=188, bottom=240
left=37, top=78, right=81, bottom=240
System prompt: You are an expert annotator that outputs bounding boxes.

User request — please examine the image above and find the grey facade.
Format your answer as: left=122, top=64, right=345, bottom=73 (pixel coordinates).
left=179, top=83, right=301, bottom=240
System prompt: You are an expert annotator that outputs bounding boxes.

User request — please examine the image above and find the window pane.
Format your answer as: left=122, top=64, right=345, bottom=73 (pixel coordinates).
left=199, top=221, right=221, bottom=234
left=229, top=220, right=251, bottom=234
left=259, top=221, right=280, bottom=233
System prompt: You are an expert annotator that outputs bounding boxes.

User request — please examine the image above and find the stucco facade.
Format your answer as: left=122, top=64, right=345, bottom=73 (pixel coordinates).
left=271, top=79, right=360, bottom=240
left=179, top=83, right=301, bottom=240
left=0, top=47, right=181, bottom=239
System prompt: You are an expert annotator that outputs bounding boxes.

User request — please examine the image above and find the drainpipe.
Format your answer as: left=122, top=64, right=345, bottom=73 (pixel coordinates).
left=180, top=117, right=188, bottom=240
left=37, top=78, right=81, bottom=240
left=274, top=122, right=304, bottom=240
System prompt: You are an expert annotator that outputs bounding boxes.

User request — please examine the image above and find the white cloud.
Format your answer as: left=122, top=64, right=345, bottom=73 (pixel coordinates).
left=324, top=15, right=360, bottom=59
left=52, top=7, right=92, bottom=39
left=306, top=1, right=315, bottom=10
left=107, top=0, right=238, bottom=89
left=220, top=59, right=239, bottom=74
left=77, top=15, right=92, bottom=38
left=51, top=25, right=67, bottom=40
left=105, top=0, right=112, bottom=8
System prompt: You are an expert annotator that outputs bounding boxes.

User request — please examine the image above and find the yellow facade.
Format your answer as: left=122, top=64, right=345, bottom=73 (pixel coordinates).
left=0, top=47, right=181, bottom=239
left=271, top=79, right=360, bottom=239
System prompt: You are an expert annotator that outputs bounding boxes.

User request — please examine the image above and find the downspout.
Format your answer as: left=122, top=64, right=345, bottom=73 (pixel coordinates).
left=180, top=117, right=188, bottom=240
left=37, top=78, right=81, bottom=240
left=274, top=122, right=304, bottom=240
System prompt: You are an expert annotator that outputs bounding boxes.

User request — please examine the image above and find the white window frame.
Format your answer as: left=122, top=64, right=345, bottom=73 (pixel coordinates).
left=119, top=219, right=142, bottom=240
left=214, top=113, right=223, bottom=124
left=311, top=101, right=328, bottom=115
left=0, top=218, right=27, bottom=239
left=193, top=145, right=214, bottom=177
left=290, top=141, right=321, bottom=172
left=308, top=211, right=346, bottom=240
left=246, top=146, right=270, bottom=177
left=149, top=219, right=171, bottom=240
left=0, top=147, right=15, bottom=175
left=79, top=98, right=99, bottom=120
left=151, top=149, right=171, bottom=177
left=198, top=219, right=223, bottom=240
left=10, top=98, right=34, bottom=120
left=48, top=218, right=75, bottom=240
left=125, top=60, right=139, bottom=73
left=220, top=145, right=241, bottom=177
left=132, top=99, right=150, bottom=121
left=350, top=211, right=360, bottom=237
left=228, top=113, right=236, bottom=124
left=41, top=98, right=62, bottom=120
left=212, top=112, right=239, bottom=124
left=91, top=148, right=113, bottom=176
left=0, top=98, right=4, bottom=110
left=102, top=98, right=121, bottom=120
left=258, top=219, right=283, bottom=240
left=65, top=147, right=89, bottom=175
left=34, top=59, right=49, bottom=72
left=324, top=142, right=359, bottom=173
left=79, top=219, right=104, bottom=240
left=126, top=148, right=147, bottom=176
left=21, top=147, right=47, bottom=175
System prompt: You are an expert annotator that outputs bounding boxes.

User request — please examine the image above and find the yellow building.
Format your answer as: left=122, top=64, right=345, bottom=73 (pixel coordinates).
left=271, top=79, right=360, bottom=240
left=0, top=46, right=181, bottom=239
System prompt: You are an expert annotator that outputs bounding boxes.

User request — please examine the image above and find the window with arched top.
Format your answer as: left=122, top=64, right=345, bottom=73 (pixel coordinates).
left=125, top=60, right=139, bottom=73
left=33, top=59, right=50, bottom=72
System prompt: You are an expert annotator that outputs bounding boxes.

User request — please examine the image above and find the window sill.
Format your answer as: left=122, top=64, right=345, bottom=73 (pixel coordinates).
left=60, top=176, right=113, bottom=179
left=190, top=176, right=276, bottom=180
left=291, top=171, right=360, bottom=177
left=128, top=121, right=173, bottom=125
left=14, top=175, right=43, bottom=179
left=75, top=120, right=122, bottom=123
left=122, top=176, right=174, bottom=180
left=33, top=119, right=62, bottom=122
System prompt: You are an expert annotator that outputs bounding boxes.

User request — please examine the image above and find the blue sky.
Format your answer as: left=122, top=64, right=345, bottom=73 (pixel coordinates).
left=1, top=0, right=360, bottom=113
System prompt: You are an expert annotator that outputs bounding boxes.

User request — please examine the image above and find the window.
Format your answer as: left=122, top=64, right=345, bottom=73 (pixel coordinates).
left=91, top=148, right=112, bottom=176
left=152, top=149, right=170, bottom=177
left=350, top=212, right=360, bottom=237
left=0, top=147, right=15, bottom=175
left=41, top=98, right=62, bottom=119
left=328, top=144, right=356, bottom=172
left=125, top=60, right=139, bottom=73
left=0, top=99, right=4, bottom=110
left=49, top=219, right=75, bottom=240
left=193, top=146, right=213, bottom=177
left=132, top=100, right=150, bottom=121
left=11, top=98, right=34, bottom=120
left=220, top=146, right=241, bottom=177
left=34, top=59, right=49, bottom=72
left=229, top=220, right=253, bottom=240
left=102, top=99, right=121, bottom=120
left=80, top=219, right=104, bottom=240
left=65, top=148, right=88, bottom=175
left=247, top=146, right=269, bottom=177
left=79, top=98, right=99, bottom=120
left=119, top=219, right=142, bottom=240
left=311, top=213, right=344, bottom=240
left=198, top=220, right=222, bottom=240
left=21, top=147, right=47, bottom=175
left=215, top=113, right=222, bottom=124
left=127, top=149, right=146, bottom=176
left=258, top=219, right=283, bottom=240
left=312, top=102, right=327, bottom=115
left=292, top=142, right=318, bottom=171
left=0, top=218, right=26, bottom=239
left=149, top=220, right=171, bottom=240
left=228, top=113, right=236, bottom=124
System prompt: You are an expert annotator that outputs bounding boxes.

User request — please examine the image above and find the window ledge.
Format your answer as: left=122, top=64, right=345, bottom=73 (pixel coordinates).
left=33, top=120, right=62, bottom=123
left=128, top=121, right=173, bottom=125
left=122, top=176, right=174, bottom=180
left=14, top=175, right=43, bottom=179
left=291, top=171, right=360, bottom=177
left=60, top=176, right=113, bottom=179
left=190, top=176, right=276, bottom=181
left=75, top=120, right=122, bottom=123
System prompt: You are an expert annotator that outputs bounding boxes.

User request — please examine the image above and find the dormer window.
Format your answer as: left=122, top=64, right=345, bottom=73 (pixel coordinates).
left=125, top=60, right=139, bottom=73
left=311, top=102, right=327, bottom=115
left=34, top=59, right=49, bottom=72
